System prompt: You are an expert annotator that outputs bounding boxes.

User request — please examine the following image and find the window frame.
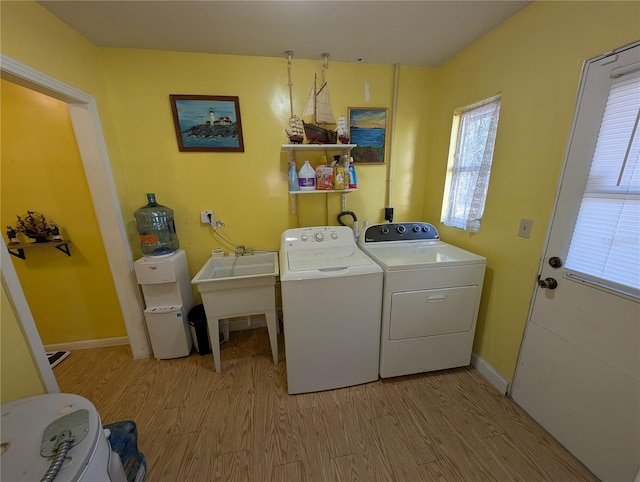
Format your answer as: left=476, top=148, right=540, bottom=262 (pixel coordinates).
left=441, top=94, right=501, bottom=233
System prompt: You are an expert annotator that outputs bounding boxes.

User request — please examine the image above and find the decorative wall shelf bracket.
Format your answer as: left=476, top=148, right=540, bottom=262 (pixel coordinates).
left=7, top=240, right=71, bottom=260
left=290, top=193, right=297, bottom=215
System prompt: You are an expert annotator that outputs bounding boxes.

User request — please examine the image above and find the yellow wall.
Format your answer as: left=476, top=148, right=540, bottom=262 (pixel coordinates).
left=424, top=1, right=640, bottom=379
left=0, top=0, right=134, bottom=242
left=1, top=282, right=45, bottom=403
left=2, top=0, right=637, bottom=395
left=0, top=2, right=431, bottom=344
left=99, top=50, right=432, bottom=275
left=1, top=80, right=127, bottom=344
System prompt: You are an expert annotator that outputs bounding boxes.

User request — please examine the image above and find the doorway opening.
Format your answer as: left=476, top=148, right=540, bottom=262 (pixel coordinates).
left=1, top=54, right=150, bottom=391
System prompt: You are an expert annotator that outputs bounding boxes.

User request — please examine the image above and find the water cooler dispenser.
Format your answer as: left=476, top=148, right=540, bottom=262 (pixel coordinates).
left=134, top=249, right=193, bottom=359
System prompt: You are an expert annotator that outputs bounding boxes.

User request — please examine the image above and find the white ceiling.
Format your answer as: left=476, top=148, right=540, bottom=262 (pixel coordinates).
left=37, top=0, right=533, bottom=67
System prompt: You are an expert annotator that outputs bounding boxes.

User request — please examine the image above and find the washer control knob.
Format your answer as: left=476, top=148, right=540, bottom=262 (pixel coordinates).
left=396, top=225, right=406, bottom=234
left=301, top=234, right=308, bottom=241
left=422, top=226, right=429, bottom=232
left=314, top=232, right=324, bottom=242
left=331, top=232, right=338, bottom=240
left=381, top=227, right=390, bottom=235
left=413, top=226, right=421, bottom=232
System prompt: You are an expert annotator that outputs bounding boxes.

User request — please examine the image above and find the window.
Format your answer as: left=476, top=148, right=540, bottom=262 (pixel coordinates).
left=442, top=95, right=501, bottom=233
left=565, top=69, right=640, bottom=295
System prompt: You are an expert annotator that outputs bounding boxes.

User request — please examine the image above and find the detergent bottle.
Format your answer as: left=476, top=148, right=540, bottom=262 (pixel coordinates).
left=341, top=154, right=351, bottom=189
left=348, top=156, right=358, bottom=189
left=333, top=155, right=345, bottom=190
left=288, top=161, right=300, bottom=191
left=298, top=160, right=316, bottom=191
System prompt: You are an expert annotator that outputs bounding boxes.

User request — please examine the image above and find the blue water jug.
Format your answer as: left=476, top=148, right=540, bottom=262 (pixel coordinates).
left=134, top=193, right=179, bottom=256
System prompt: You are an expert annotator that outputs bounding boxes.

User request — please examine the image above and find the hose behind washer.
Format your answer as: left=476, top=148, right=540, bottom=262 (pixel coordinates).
left=337, top=211, right=359, bottom=240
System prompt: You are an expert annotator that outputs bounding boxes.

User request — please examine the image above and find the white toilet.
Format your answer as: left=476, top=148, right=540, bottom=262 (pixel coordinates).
left=1, top=393, right=127, bottom=481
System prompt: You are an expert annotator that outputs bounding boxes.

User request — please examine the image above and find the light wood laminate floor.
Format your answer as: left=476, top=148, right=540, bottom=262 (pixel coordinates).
left=54, top=328, right=598, bottom=481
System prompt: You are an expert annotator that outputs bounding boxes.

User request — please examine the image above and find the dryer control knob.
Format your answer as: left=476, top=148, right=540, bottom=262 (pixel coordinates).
left=301, top=234, right=308, bottom=241
left=314, top=232, right=324, bottom=242
left=331, top=232, right=338, bottom=240
left=381, top=227, right=390, bottom=235
left=396, top=225, right=406, bottom=234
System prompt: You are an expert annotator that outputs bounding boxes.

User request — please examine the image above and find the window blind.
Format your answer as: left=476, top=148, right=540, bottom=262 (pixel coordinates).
left=565, top=71, right=640, bottom=295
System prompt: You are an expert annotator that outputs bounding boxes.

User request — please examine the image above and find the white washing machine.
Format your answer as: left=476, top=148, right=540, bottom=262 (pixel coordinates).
left=280, top=226, right=383, bottom=394
left=359, top=222, right=486, bottom=378
left=1, top=393, right=127, bottom=481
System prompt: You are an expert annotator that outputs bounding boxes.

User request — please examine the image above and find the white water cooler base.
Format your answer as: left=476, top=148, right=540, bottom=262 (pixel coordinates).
left=145, top=305, right=192, bottom=359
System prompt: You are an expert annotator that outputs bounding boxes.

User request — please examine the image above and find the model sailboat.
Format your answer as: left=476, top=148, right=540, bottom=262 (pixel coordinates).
left=284, top=52, right=304, bottom=143
left=337, top=115, right=349, bottom=144
left=302, top=73, right=338, bottom=144
left=286, top=115, right=304, bottom=143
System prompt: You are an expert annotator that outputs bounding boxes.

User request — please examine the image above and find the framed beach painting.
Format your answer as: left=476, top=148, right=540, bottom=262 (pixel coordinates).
left=348, top=107, right=388, bottom=164
left=170, top=95, right=244, bottom=152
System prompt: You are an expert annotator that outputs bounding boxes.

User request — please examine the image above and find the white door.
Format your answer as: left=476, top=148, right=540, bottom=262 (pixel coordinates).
left=511, top=43, right=640, bottom=482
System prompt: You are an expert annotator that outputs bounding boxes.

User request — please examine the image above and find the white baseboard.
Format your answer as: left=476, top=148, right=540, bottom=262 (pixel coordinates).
left=44, top=336, right=129, bottom=352
left=470, top=352, right=510, bottom=394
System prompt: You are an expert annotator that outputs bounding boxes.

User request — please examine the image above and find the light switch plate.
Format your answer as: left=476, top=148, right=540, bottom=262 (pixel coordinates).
left=519, top=219, right=533, bottom=238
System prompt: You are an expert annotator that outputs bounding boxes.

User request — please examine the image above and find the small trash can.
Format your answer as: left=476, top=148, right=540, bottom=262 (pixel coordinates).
left=188, top=304, right=211, bottom=355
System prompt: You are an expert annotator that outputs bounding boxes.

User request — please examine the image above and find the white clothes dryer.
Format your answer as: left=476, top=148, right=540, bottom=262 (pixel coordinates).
left=359, top=222, right=486, bottom=378
left=280, top=226, right=383, bottom=394
left=1, top=393, right=127, bottom=482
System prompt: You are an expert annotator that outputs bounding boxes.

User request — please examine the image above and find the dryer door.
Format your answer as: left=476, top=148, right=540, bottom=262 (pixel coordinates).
left=389, top=286, right=479, bottom=340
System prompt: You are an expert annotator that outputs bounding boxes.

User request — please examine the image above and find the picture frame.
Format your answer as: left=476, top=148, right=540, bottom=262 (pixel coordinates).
left=169, top=95, right=244, bottom=152
left=348, top=107, right=388, bottom=164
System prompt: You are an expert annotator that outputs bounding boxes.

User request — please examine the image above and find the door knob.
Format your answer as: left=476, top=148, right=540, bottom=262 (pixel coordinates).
left=548, top=256, right=563, bottom=268
left=538, top=277, right=558, bottom=290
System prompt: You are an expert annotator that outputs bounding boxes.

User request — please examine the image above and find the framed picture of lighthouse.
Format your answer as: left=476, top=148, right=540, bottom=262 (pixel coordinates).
left=348, top=107, right=388, bottom=164
left=169, top=95, right=244, bottom=152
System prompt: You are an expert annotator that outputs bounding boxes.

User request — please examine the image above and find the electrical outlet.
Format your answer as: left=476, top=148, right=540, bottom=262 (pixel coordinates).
left=200, top=210, right=213, bottom=224
left=519, top=219, right=533, bottom=238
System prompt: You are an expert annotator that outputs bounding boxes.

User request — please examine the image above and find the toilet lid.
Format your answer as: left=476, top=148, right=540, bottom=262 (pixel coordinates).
left=1, top=393, right=101, bottom=481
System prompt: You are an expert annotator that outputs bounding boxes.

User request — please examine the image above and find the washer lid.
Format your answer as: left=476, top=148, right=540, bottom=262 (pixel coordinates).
left=287, top=246, right=374, bottom=271
left=361, top=241, right=486, bottom=270
left=1, top=393, right=102, bottom=481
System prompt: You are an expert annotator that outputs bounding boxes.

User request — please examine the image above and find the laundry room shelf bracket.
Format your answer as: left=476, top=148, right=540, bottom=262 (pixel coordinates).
left=288, top=189, right=358, bottom=215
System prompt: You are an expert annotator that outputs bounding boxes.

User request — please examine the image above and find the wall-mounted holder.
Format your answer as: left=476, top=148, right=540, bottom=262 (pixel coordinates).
left=282, top=143, right=357, bottom=217
left=7, top=240, right=71, bottom=260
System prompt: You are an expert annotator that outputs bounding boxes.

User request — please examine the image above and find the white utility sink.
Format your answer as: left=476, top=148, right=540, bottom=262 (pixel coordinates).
left=192, top=252, right=279, bottom=290
left=191, top=252, right=279, bottom=373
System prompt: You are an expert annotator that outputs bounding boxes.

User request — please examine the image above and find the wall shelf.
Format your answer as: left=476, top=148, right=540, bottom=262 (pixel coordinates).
left=283, top=144, right=358, bottom=216
left=7, top=240, right=71, bottom=260
left=288, top=189, right=358, bottom=195
left=282, top=143, right=356, bottom=151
